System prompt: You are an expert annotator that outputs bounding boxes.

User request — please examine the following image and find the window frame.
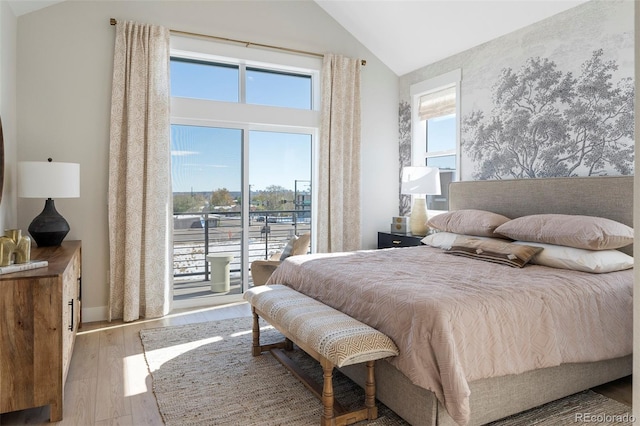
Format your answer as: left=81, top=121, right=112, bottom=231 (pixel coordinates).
left=410, top=69, right=462, bottom=211
left=170, top=36, right=321, bottom=303
left=171, top=35, right=321, bottom=110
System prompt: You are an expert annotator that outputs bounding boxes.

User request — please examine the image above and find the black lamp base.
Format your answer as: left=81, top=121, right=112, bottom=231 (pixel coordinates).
left=28, top=198, right=70, bottom=247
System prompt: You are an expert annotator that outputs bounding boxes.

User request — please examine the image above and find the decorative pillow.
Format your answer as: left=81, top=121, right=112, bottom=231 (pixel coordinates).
left=512, top=241, right=634, bottom=273
left=279, top=235, right=298, bottom=261
left=280, top=233, right=311, bottom=261
left=495, top=214, right=633, bottom=250
left=445, top=236, right=542, bottom=268
left=426, top=209, right=511, bottom=238
left=290, top=233, right=311, bottom=256
left=421, top=231, right=494, bottom=250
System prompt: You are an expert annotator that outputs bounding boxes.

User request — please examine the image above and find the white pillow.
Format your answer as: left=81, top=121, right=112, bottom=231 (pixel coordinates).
left=511, top=241, right=633, bottom=273
left=421, top=232, right=496, bottom=250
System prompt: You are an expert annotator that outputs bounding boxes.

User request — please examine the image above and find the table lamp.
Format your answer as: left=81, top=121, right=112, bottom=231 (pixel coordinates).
left=18, top=159, right=80, bottom=247
left=401, top=166, right=441, bottom=236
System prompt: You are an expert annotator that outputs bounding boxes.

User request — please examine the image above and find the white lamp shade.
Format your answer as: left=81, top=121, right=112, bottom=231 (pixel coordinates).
left=18, top=161, right=80, bottom=198
left=401, top=166, right=441, bottom=196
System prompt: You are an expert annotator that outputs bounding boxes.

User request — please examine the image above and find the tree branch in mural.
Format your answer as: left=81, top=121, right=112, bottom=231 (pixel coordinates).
left=462, top=49, right=634, bottom=179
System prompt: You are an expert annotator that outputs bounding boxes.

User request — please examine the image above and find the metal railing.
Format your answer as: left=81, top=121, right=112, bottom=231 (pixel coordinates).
left=173, top=210, right=311, bottom=281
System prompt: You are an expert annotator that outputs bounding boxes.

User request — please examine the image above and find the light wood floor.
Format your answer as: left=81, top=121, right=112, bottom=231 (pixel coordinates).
left=0, top=302, right=631, bottom=425
left=0, top=302, right=253, bottom=425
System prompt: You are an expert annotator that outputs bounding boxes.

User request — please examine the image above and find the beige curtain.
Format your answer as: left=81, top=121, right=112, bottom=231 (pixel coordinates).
left=317, top=54, right=362, bottom=253
left=108, top=21, right=172, bottom=322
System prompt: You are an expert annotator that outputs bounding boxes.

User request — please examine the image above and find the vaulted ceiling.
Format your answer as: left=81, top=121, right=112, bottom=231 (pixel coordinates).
left=8, top=0, right=589, bottom=76
left=314, top=0, right=589, bottom=75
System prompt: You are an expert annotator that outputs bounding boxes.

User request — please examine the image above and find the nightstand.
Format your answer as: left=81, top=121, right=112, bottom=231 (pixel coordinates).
left=377, top=232, right=424, bottom=249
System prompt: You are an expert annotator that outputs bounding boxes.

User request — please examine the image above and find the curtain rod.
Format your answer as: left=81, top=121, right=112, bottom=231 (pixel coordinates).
left=110, top=18, right=366, bottom=66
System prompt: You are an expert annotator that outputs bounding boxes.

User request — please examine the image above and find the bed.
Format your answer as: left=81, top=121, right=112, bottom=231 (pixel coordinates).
left=266, top=176, right=633, bottom=426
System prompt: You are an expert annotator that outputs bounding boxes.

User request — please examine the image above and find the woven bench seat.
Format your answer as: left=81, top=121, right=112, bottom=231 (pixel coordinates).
left=243, top=284, right=399, bottom=426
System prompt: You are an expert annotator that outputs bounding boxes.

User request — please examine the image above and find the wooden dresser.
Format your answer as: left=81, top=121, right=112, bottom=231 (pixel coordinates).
left=0, top=240, right=81, bottom=421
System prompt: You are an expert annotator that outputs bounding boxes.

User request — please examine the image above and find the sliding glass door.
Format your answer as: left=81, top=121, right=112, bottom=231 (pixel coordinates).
left=170, top=125, right=313, bottom=308
left=171, top=125, right=243, bottom=307
left=169, top=38, right=320, bottom=308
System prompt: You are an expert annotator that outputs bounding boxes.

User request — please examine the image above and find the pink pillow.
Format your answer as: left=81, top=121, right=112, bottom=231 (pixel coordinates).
left=495, top=214, right=633, bottom=250
left=427, top=209, right=511, bottom=238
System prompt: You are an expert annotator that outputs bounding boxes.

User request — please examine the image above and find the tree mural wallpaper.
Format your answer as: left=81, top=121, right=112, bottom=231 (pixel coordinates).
left=462, top=49, right=634, bottom=180
left=398, top=101, right=412, bottom=215
left=398, top=0, right=632, bottom=216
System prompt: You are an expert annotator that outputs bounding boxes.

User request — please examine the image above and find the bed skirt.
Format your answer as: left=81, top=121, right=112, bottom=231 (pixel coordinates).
left=340, top=354, right=632, bottom=426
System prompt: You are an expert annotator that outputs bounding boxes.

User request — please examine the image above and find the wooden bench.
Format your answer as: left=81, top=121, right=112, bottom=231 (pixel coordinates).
left=243, top=284, right=399, bottom=426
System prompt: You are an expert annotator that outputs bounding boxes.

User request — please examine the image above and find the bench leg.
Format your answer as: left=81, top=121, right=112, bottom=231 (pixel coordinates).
left=284, top=337, right=294, bottom=351
left=251, top=307, right=296, bottom=356
left=320, top=358, right=336, bottom=426
left=365, top=360, right=378, bottom=420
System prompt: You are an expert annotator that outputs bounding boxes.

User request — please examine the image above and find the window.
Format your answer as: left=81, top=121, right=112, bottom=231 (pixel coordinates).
left=246, top=68, right=312, bottom=109
left=170, top=59, right=313, bottom=109
left=411, top=70, right=461, bottom=211
left=170, top=58, right=239, bottom=102
left=170, top=36, right=320, bottom=305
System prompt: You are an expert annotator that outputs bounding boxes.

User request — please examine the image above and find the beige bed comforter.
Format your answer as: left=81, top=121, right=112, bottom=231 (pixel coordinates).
left=266, top=246, right=633, bottom=426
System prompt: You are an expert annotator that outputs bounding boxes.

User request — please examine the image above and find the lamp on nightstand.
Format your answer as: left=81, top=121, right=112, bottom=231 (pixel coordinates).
left=401, top=166, right=441, bottom=236
left=18, top=159, right=80, bottom=247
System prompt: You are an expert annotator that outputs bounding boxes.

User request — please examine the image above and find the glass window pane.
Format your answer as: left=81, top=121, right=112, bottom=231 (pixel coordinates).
left=170, top=59, right=239, bottom=102
left=246, top=68, right=312, bottom=109
left=171, top=125, right=243, bottom=291
left=249, top=131, right=312, bottom=249
left=171, top=125, right=242, bottom=213
left=426, top=155, right=456, bottom=171
left=427, top=170, right=455, bottom=211
left=426, top=114, right=455, bottom=152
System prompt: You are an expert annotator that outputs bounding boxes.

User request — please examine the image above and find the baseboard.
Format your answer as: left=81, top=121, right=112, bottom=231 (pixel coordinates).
left=82, top=305, right=109, bottom=323
left=172, top=294, right=244, bottom=310
left=80, top=295, right=245, bottom=323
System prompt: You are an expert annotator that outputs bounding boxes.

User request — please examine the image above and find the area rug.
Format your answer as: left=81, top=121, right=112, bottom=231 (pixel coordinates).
left=140, top=317, right=632, bottom=425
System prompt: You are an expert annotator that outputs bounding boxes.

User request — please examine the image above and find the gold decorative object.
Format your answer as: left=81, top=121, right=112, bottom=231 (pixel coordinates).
left=0, top=229, right=31, bottom=266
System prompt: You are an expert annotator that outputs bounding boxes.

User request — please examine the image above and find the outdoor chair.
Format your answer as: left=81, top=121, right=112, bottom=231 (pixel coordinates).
left=250, top=233, right=311, bottom=286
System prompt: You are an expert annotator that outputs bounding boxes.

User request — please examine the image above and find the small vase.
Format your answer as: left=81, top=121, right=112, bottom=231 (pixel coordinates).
left=0, top=235, right=14, bottom=266
left=15, top=234, right=31, bottom=264
left=0, top=229, right=32, bottom=265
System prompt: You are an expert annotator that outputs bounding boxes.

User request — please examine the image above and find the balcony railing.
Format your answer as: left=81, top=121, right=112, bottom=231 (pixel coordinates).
left=173, top=210, right=311, bottom=282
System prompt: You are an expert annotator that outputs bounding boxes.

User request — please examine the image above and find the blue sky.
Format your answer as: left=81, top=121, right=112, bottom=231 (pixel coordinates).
left=170, top=60, right=312, bottom=193
left=171, top=125, right=311, bottom=193
left=169, top=59, right=455, bottom=193
left=425, top=114, right=457, bottom=170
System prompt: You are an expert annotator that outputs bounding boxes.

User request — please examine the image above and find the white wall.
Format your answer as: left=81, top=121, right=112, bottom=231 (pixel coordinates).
left=15, top=0, right=399, bottom=322
left=0, top=1, right=18, bottom=230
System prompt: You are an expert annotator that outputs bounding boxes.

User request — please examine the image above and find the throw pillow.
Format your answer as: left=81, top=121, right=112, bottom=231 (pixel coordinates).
left=279, top=235, right=299, bottom=261
left=445, top=236, right=542, bottom=268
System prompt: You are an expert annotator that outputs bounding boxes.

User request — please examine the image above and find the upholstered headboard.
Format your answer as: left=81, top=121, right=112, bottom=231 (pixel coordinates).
left=449, top=176, right=633, bottom=255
